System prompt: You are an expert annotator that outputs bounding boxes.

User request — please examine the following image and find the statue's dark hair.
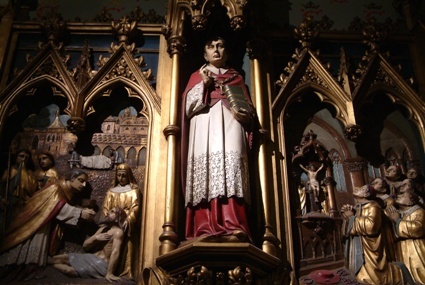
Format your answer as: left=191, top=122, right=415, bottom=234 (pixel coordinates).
left=204, top=35, right=226, bottom=47
left=66, top=169, right=88, bottom=181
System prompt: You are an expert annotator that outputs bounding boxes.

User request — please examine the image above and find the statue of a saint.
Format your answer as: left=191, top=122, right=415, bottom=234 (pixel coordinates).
left=406, top=167, right=425, bottom=201
left=387, top=191, right=425, bottom=284
left=102, top=163, right=140, bottom=279
left=372, top=177, right=395, bottom=209
left=341, top=185, right=407, bottom=284
left=384, top=165, right=404, bottom=196
left=35, top=151, right=59, bottom=190
left=0, top=149, right=38, bottom=231
left=398, top=178, right=424, bottom=204
left=181, top=36, right=256, bottom=242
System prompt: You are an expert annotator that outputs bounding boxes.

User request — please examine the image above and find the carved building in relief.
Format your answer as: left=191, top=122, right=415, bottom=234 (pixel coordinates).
left=0, top=1, right=424, bottom=285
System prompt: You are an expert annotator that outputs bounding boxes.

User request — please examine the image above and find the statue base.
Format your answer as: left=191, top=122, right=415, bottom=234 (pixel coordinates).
left=148, top=241, right=289, bottom=284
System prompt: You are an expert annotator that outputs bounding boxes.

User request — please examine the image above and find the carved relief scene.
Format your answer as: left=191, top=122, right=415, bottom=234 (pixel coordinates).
left=274, top=11, right=425, bottom=285
left=1, top=0, right=425, bottom=285
left=0, top=0, right=161, bottom=282
left=0, top=100, right=147, bottom=283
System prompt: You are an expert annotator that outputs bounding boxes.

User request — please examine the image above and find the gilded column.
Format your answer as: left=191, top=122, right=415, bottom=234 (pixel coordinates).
left=247, top=39, right=278, bottom=256
left=159, top=35, right=186, bottom=255
left=323, top=171, right=338, bottom=217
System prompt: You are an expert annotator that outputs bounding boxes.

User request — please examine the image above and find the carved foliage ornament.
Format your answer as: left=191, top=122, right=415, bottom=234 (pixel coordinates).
left=294, top=16, right=320, bottom=50
left=39, top=11, right=66, bottom=44
left=246, top=39, right=266, bottom=60
left=167, top=266, right=252, bottom=285
left=94, top=16, right=154, bottom=82
left=344, top=159, right=366, bottom=172
left=361, top=18, right=388, bottom=52
left=192, top=14, right=209, bottom=31
left=130, top=6, right=165, bottom=24
left=67, top=117, right=86, bottom=134
left=296, top=64, right=329, bottom=89
left=98, top=55, right=153, bottom=83
left=344, top=124, right=362, bottom=142
left=31, top=57, right=63, bottom=83
left=167, top=36, right=187, bottom=56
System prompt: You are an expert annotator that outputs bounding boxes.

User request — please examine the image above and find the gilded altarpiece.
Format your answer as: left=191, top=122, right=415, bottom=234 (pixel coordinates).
left=274, top=15, right=425, bottom=284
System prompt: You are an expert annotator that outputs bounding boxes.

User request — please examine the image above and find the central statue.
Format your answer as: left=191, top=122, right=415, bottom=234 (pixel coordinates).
left=181, top=36, right=256, bottom=243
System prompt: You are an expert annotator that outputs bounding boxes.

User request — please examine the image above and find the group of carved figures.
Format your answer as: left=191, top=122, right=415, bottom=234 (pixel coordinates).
left=0, top=148, right=140, bottom=283
left=0, top=35, right=257, bottom=283
left=341, top=165, right=425, bottom=285
left=7, top=34, right=425, bottom=285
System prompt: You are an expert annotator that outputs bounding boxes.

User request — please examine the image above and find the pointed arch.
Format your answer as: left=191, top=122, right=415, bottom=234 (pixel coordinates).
left=138, top=147, right=147, bottom=166
left=127, top=147, right=137, bottom=168
left=81, top=46, right=160, bottom=120
left=0, top=43, right=78, bottom=132
left=273, top=49, right=354, bottom=129
left=353, top=52, right=425, bottom=149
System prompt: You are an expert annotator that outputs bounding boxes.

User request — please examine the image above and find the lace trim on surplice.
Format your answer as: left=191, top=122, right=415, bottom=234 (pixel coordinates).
left=185, top=150, right=249, bottom=207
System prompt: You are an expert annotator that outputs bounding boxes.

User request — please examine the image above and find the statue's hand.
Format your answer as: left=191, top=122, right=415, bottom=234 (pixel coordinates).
left=231, top=107, right=252, bottom=126
left=200, top=64, right=213, bottom=85
left=385, top=205, right=400, bottom=222
left=122, top=219, right=129, bottom=234
left=81, top=208, right=96, bottom=221
left=341, top=204, right=354, bottom=219
left=96, top=233, right=112, bottom=241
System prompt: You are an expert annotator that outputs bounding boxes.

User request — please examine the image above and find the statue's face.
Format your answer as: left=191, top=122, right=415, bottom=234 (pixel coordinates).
left=386, top=166, right=398, bottom=178
left=16, top=151, right=30, bottom=165
left=69, top=174, right=87, bottom=192
left=117, top=170, right=129, bottom=186
left=38, top=154, right=53, bottom=169
left=399, top=179, right=413, bottom=194
left=353, top=185, right=369, bottom=198
left=396, top=191, right=414, bottom=206
left=105, top=208, right=118, bottom=223
left=371, top=178, right=384, bottom=193
left=407, top=168, right=418, bottom=179
left=204, top=39, right=227, bottom=68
